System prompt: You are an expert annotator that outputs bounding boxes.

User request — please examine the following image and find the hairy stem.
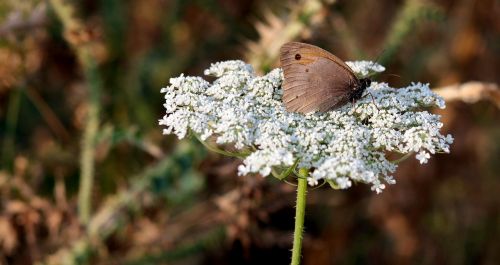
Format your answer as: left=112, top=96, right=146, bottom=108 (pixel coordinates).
left=291, top=168, right=308, bottom=265
left=78, top=53, right=101, bottom=225
left=49, top=0, right=102, bottom=225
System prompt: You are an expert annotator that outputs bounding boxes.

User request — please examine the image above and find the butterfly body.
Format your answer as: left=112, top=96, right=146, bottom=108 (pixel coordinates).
left=280, top=42, right=371, bottom=113
left=349, top=78, right=371, bottom=102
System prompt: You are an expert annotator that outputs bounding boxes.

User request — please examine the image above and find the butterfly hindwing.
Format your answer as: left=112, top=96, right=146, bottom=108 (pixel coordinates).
left=280, top=42, right=359, bottom=113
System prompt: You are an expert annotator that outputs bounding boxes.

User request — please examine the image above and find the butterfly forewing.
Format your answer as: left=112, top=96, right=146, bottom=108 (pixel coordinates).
left=280, top=42, right=359, bottom=113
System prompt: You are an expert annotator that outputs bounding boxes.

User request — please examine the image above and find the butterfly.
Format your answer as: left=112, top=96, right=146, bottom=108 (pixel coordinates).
left=280, top=42, right=372, bottom=113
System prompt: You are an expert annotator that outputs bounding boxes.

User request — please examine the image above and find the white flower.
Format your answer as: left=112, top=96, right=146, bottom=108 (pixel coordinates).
left=238, top=149, right=294, bottom=177
left=416, top=151, right=431, bottom=164
left=159, top=60, right=453, bottom=193
left=346, top=61, right=385, bottom=77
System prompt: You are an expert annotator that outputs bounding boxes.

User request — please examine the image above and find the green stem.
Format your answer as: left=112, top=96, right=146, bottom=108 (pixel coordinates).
left=379, top=0, right=441, bottom=66
left=43, top=142, right=205, bottom=265
left=391, top=152, right=413, bottom=164
left=1, top=87, right=22, bottom=169
left=192, top=133, right=248, bottom=158
left=271, top=159, right=299, bottom=181
left=49, top=0, right=103, bottom=225
left=291, top=168, right=308, bottom=265
left=78, top=52, right=101, bottom=225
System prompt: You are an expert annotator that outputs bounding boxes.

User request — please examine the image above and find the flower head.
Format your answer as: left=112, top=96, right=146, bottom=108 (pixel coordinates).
left=159, top=60, right=453, bottom=193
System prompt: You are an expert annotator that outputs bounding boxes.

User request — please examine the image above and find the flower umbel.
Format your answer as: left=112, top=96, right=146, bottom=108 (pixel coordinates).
left=159, top=60, right=453, bottom=193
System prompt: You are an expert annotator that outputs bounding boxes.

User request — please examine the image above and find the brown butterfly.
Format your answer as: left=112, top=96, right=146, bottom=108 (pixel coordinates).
left=280, top=42, right=371, bottom=113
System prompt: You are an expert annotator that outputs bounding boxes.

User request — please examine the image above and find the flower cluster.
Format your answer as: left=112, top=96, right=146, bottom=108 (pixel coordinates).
left=346, top=61, right=385, bottom=76
left=159, top=60, right=453, bottom=193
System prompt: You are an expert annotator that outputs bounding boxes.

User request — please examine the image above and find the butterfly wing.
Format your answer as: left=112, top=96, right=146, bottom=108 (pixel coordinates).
left=280, top=42, right=359, bottom=113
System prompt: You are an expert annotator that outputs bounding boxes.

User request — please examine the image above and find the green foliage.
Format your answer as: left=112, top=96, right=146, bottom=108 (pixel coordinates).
left=379, top=0, right=444, bottom=66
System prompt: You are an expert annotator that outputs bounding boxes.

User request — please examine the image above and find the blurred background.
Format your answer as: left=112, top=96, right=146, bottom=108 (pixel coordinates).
left=0, top=0, right=499, bottom=264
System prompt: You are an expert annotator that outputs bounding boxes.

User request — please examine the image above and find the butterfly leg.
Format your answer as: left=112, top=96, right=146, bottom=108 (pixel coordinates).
left=360, top=92, right=380, bottom=111
left=350, top=98, right=359, bottom=112
left=367, top=92, right=380, bottom=111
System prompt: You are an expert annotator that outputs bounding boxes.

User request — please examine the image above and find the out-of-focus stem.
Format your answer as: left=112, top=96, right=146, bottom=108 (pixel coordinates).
left=49, top=0, right=102, bottom=225
left=25, top=87, right=71, bottom=142
left=379, top=0, right=442, bottom=66
left=43, top=142, right=205, bottom=265
left=291, top=168, right=308, bottom=265
left=78, top=52, right=101, bottom=225
left=245, top=0, right=329, bottom=72
left=434, top=81, right=500, bottom=108
left=1, top=86, right=22, bottom=169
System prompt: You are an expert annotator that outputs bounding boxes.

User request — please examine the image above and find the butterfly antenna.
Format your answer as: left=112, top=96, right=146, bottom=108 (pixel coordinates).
left=373, top=49, right=386, bottom=65
left=384, top=73, right=401, bottom=79
left=366, top=49, right=386, bottom=78
left=380, top=73, right=402, bottom=87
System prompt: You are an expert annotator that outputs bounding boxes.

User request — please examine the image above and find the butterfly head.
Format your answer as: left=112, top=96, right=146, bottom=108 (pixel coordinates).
left=349, top=78, right=371, bottom=102
left=360, top=78, right=371, bottom=89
